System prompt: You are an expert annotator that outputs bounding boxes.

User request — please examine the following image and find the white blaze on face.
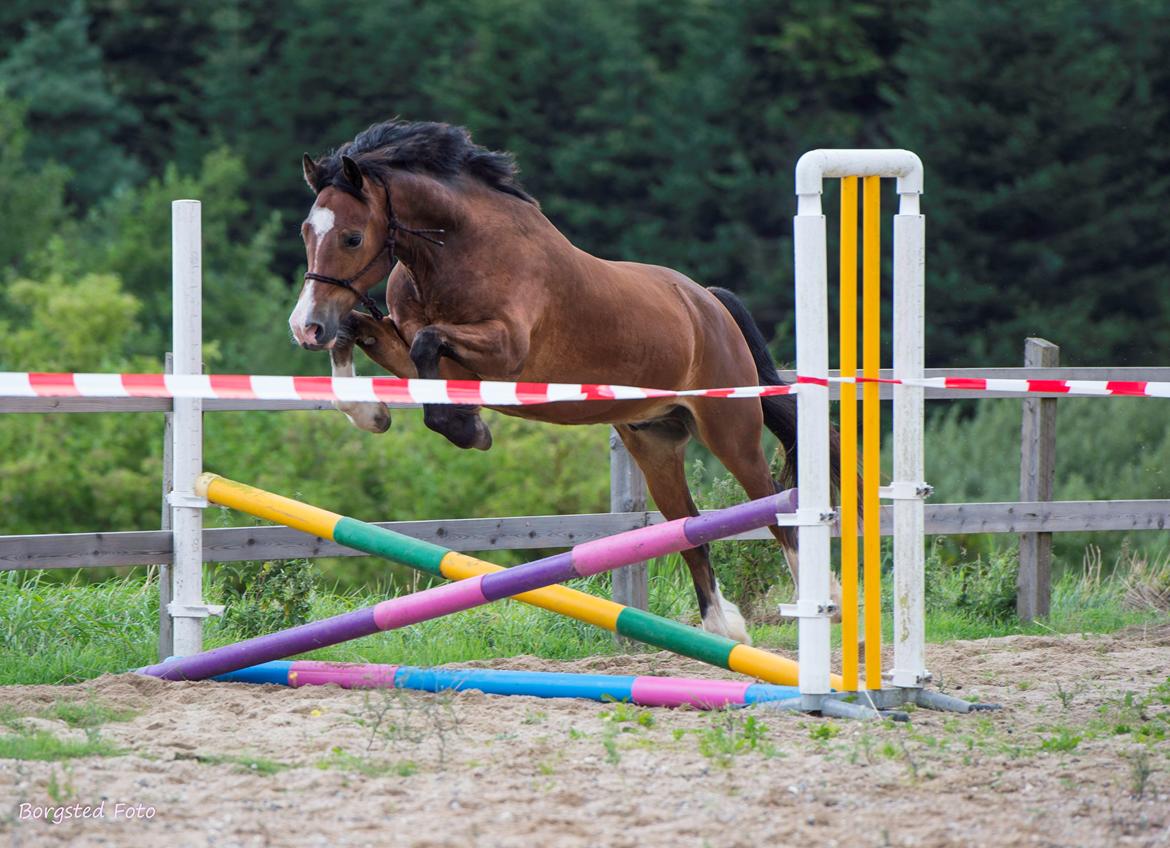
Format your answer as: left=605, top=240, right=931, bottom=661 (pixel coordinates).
left=289, top=280, right=317, bottom=343
left=308, top=204, right=335, bottom=239
left=290, top=201, right=338, bottom=345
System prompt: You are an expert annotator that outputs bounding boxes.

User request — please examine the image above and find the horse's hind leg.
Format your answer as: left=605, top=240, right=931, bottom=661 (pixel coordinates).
left=690, top=398, right=844, bottom=620
left=616, top=421, right=751, bottom=644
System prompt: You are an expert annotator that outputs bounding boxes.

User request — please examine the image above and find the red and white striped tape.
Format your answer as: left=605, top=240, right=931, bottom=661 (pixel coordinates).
left=0, top=372, right=794, bottom=405
left=810, top=375, right=1170, bottom=398
left=0, top=371, right=1167, bottom=404
left=913, top=376, right=1169, bottom=397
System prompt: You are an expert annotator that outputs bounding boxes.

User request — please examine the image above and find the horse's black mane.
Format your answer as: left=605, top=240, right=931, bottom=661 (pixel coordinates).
left=311, top=119, right=536, bottom=205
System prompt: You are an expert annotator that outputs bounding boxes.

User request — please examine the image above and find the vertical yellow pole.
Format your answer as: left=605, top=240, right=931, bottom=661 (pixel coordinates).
left=863, top=175, right=882, bottom=689
left=839, top=178, right=859, bottom=692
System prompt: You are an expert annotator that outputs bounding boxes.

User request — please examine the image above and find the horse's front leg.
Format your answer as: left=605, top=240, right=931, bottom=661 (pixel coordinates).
left=345, top=311, right=415, bottom=376
left=328, top=314, right=392, bottom=433
left=408, top=320, right=524, bottom=451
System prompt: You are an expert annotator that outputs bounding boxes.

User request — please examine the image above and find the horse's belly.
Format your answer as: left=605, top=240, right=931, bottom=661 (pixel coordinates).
left=486, top=397, right=686, bottom=427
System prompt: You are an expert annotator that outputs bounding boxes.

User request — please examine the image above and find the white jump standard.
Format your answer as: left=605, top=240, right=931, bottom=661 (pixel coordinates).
left=773, top=149, right=994, bottom=718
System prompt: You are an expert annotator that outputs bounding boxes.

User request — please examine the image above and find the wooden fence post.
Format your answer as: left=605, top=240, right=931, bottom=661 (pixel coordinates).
left=1018, top=337, right=1059, bottom=621
left=609, top=428, right=649, bottom=617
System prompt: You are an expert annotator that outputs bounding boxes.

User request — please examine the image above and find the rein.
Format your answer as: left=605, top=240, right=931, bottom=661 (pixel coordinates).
left=303, top=177, right=445, bottom=321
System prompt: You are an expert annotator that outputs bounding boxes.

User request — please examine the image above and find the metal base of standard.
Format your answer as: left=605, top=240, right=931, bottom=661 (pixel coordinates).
left=754, top=687, right=1000, bottom=721
left=910, top=687, right=1001, bottom=714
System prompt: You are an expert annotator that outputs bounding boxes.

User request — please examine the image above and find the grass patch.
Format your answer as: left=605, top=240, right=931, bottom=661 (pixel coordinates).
left=2, top=537, right=1166, bottom=687
left=0, top=695, right=130, bottom=761
left=0, top=728, right=123, bottom=761
left=0, top=704, right=25, bottom=732
left=1039, top=727, right=1082, bottom=753
left=45, top=699, right=138, bottom=728
left=599, top=701, right=654, bottom=728
left=1096, top=678, right=1170, bottom=744
left=0, top=569, right=630, bottom=686
left=696, top=712, right=777, bottom=766
left=315, top=745, right=416, bottom=777
left=0, top=571, right=161, bottom=685
left=179, top=752, right=291, bottom=775
left=809, top=722, right=841, bottom=742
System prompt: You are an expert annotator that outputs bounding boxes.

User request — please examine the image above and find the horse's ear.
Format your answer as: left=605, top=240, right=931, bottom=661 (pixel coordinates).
left=341, top=155, right=363, bottom=190
left=302, top=153, right=318, bottom=192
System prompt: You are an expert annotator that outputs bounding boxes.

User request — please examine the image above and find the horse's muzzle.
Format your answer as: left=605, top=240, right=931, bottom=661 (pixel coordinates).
left=290, top=315, right=339, bottom=350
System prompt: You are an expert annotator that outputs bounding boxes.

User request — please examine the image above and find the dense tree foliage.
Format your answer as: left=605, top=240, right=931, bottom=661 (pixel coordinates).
left=889, top=0, right=1170, bottom=366
left=4, top=0, right=1166, bottom=367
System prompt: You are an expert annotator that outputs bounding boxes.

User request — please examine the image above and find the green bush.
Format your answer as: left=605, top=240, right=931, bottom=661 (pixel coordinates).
left=920, top=396, right=1170, bottom=576
left=212, top=559, right=318, bottom=638
left=201, top=407, right=610, bottom=588
left=690, top=459, right=794, bottom=619
left=924, top=538, right=1018, bottom=623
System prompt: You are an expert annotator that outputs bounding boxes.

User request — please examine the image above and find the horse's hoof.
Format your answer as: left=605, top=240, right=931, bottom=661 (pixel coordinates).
left=427, top=407, right=492, bottom=450
left=340, top=402, right=391, bottom=433
left=701, top=604, right=752, bottom=645
left=470, top=419, right=493, bottom=451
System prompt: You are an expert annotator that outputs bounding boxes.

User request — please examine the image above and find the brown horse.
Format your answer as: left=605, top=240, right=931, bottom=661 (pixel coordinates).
left=291, top=120, right=840, bottom=643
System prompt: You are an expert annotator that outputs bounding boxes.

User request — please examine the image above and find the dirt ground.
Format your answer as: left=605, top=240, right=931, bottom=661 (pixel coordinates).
left=3, top=626, right=1169, bottom=848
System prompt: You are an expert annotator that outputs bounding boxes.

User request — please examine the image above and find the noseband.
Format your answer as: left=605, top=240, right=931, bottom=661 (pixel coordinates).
left=303, top=177, right=445, bottom=322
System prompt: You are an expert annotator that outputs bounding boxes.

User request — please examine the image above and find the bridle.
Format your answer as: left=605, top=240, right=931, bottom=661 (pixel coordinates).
left=303, top=176, right=445, bottom=321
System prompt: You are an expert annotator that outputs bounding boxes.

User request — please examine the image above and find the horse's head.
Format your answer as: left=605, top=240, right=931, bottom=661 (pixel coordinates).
left=290, top=154, right=389, bottom=350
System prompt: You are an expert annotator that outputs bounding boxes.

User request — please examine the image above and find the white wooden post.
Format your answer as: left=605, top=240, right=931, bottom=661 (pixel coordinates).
left=889, top=194, right=930, bottom=688
left=790, top=150, right=928, bottom=705
left=169, top=200, right=209, bottom=656
left=157, top=352, right=175, bottom=660
left=792, top=173, right=834, bottom=701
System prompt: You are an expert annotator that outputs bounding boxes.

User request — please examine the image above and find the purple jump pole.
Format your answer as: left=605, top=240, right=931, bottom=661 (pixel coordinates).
left=139, top=488, right=798, bottom=682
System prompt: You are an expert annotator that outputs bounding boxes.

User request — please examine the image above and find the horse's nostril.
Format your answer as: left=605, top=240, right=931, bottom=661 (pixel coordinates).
left=304, top=322, right=323, bottom=344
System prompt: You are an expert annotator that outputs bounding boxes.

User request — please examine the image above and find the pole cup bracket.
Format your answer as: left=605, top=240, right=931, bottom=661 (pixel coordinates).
left=773, top=507, right=838, bottom=527
left=167, top=491, right=210, bottom=509
left=167, top=602, right=225, bottom=619
left=877, top=481, right=933, bottom=501
left=778, top=599, right=839, bottom=619
left=886, top=668, right=934, bottom=687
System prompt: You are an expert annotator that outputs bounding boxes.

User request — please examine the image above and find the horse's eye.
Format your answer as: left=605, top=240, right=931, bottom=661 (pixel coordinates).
left=345, top=234, right=363, bottom=248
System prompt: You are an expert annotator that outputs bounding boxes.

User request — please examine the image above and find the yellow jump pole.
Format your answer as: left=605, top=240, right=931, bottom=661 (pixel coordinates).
left=862, top=175, right=882, bottom=689
left=839, top=177, right=860, bottom=692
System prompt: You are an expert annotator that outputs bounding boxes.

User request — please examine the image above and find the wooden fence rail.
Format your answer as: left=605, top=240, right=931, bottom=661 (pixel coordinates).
left=4, top=499, right=1167, bottom=572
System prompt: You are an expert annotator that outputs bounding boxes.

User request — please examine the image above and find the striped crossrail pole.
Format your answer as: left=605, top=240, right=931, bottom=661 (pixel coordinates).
left=138, top=474, right=842, bottom=688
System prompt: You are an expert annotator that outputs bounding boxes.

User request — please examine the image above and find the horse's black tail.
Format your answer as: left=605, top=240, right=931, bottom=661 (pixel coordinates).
left=707, top=286, right=840, bottom=494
